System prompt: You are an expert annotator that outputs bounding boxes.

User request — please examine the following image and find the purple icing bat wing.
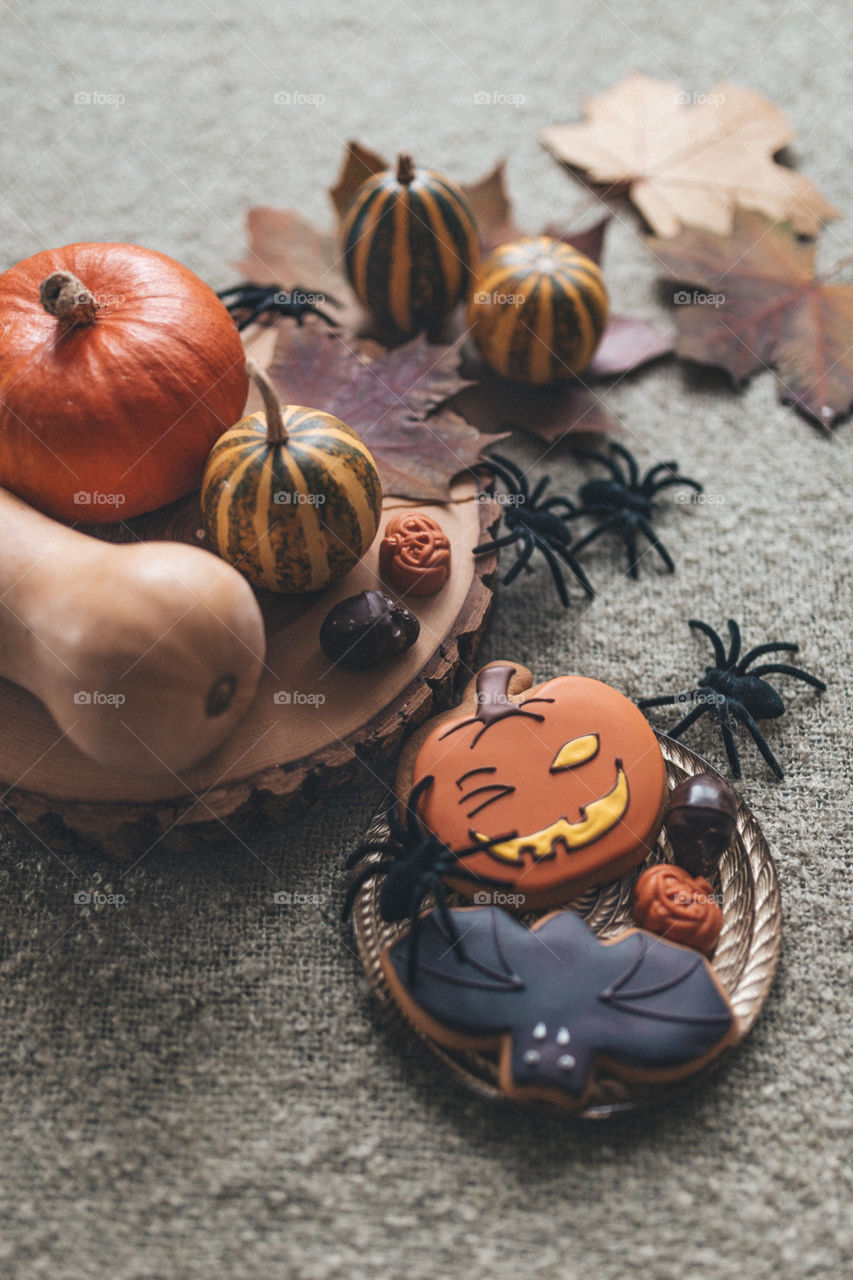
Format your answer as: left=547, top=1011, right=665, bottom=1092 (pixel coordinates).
left=387, top=907, right=734, bottom=1100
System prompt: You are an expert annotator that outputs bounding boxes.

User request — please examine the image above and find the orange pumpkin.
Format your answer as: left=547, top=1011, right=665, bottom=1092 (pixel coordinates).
left=404, top=661, right=667, bottom=909
left=0, top=243, right=248, bottom=523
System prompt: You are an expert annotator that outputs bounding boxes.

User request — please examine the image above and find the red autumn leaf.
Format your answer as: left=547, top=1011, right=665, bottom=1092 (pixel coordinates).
left=269, top=327, right=507, bottom=501
left=650, top=210, right=853, bottom=428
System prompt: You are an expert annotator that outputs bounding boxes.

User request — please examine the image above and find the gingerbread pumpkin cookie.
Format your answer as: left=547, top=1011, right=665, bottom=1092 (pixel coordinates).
left=380, top=905, right=737, bottom=1110
left=398, top=661, right=667, bottom=909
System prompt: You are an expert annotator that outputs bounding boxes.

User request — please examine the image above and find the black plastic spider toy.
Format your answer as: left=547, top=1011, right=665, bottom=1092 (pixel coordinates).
left=217, top=282, right=340, bottom=331
left=571, top=441, right=703, bottom=578
left=342, top=776, right=510, bottom=984
left=638, top=618, right=826, bottom=779
left=472, top=454, right=594, bottom=607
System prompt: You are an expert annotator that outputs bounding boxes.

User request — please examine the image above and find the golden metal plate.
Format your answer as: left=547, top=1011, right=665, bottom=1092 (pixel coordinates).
left=350, top=733, right=782, bottom=1117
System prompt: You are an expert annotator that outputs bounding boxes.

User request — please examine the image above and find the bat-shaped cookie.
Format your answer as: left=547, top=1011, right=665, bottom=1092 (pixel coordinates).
left=382, top=906, right=737, bottom=1108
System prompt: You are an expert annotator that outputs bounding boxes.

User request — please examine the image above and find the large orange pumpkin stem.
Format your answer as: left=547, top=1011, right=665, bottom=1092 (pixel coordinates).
left=246, top=359, right=289, bottom=446
left=396, top=153, right=416, bottom=186
left=39, top=271, right=99, bottom=326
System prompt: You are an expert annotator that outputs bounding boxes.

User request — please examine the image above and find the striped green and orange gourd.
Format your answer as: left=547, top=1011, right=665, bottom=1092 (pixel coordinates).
left=201, top=361, right=382, bottom=594
left=341, top=153, right=479, bottom=336
left=467, top=236, right=609, bottom=385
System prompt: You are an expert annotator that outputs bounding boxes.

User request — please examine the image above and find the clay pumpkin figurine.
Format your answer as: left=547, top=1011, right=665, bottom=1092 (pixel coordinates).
left=398, top=661, right=668, bottom=910
left=631, top=864, right=723, bottom=956
left=379, top=511, right=451, bottom=597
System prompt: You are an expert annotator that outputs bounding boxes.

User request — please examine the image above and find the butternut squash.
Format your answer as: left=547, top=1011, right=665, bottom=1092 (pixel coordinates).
left=0, top=489, right=266, bottom=774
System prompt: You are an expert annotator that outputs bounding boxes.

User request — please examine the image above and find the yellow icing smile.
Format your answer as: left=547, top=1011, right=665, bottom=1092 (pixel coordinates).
left=473, top=764, right=629, bottom=865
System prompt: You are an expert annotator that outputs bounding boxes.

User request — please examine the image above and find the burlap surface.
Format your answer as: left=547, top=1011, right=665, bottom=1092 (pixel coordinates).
left=1, top=2, right=850, bottom=1276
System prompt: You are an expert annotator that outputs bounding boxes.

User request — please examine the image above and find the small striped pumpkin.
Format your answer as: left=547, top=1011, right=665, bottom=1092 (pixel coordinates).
left=466, top=236, right=609, bottom=385
left=341, top=153, right=479, bottom=336
left=201, top=362, right=382, bottom=594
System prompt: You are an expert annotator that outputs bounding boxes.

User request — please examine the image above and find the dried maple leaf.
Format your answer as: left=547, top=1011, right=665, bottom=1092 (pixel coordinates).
left=541, top=73, right=840, bottom=238
left=651, top=211, right=853, bottom=428
left=269, top=327, right=506, bottom=500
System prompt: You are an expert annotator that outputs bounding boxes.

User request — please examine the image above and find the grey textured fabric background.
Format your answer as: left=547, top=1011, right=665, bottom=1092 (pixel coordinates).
left=1, top=2, right=851, bottom=1277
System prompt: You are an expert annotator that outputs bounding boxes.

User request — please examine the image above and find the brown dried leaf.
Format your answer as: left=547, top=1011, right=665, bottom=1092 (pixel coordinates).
left=587, top=315, right=673, bottom=378
left=270, top=327, right=506, bottom=500
left=452, top=352, right=620, bottom=444
left=651, top=211, right=853, bottom=427
left=328, top=140, right=388, bottom=221
left=459, top=160, right=521, bottom=255
left=543, top=213, right=611, bottom=265
left=541, top=73, right=840, bottom=238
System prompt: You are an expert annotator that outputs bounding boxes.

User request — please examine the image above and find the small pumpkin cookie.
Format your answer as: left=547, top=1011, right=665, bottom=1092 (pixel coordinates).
left=396, top=661, right=667, bottom=910
left=631, top=863, right=723, bottom=955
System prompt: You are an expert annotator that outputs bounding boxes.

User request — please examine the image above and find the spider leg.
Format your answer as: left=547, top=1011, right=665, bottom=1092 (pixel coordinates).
left=550, top=540, right=596, bottom=598
left=528, top=475, right=551, bottom=506
left=688, top=619, right=727, bottom=668
left=738, top=641, right=799, bottom=670
left=217, top=282, right=270, bottom=302
left=608, top=441, right=639, bottom=487
left=345, top=842, right=399, bottom=869
left=535, top=538, right=571, bottom=607
left=624, top=520, right=641, bottom=579
left=341, top=862, right=397, bottom=920
left=572, top=446, right=625, bottom=484
left=733, top=702, right=785, bottom=779
left=666, top=701, right=710, bottom=739
left=405, top=905, right=425, bottom=987
left=746, top=663, right=826, bottom=691
left=640, top=461, right=679, bottom=493
left=637, top=691, right=696, bottom=709
left=646, top=474, right=703, bottom=497
left=635, top=516, right=676, bottom=573
left=717, top=700, right=743, bottom=779
left=473, top=530, right=525, bottom=554
left=726, top=619, right=742, bottom=667
left=433, top=881, right=468, bottom=965
left=538, top=497, right=581, bottom=518
left=568, top=513, right=622, bottom=555
left=502, top=532, right=535, bottom=586
left=405, top=776, right=434, bottom=845
left=482, top=454, right=529, bottom=502
left=291, top=300, right=340, bottom=328
left=234, top=300, right=280, bottom=331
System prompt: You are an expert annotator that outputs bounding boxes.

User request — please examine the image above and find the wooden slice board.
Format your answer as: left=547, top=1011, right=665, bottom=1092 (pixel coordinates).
left=0, top=329, right=499, bottom=858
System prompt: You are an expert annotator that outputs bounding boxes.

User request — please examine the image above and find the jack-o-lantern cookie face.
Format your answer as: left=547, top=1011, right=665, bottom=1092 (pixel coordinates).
left=404, top=662, right=667, bottom=908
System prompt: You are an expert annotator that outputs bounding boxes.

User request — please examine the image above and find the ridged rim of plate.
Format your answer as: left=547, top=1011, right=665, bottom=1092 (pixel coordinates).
left=349, top=733, right=782, bottom=1117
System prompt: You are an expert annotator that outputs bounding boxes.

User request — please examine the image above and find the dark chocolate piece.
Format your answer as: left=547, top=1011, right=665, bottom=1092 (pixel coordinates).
left=667, top=772, right=738, bottom=877
left=387, top=906, right=734, bottom=1101
left=320, top=589, right=419, bottom=670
